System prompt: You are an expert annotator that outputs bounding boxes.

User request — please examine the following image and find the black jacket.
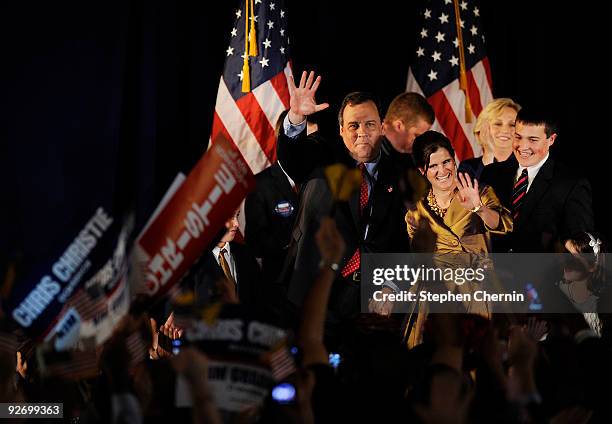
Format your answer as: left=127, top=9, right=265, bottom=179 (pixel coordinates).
left=277, top=127, right=410, bottom=308
left=380, top=136, right=422, bottom=208
left=245, top=161, right=298, bottom=285
left=187, top=241, right=261, bottom=308
left=481, top=155, right=593, bottom=252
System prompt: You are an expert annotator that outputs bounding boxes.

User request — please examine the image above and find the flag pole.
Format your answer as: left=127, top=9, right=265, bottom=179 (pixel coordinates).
left=453, top=0, right=473, bottom=123
left=241, top=0, right=251, bottom=92
left=248, top=0, right=258, bottom=57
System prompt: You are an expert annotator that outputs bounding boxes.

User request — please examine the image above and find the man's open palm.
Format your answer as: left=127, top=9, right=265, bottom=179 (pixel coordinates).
left=288, top=70, right=329, bottom=123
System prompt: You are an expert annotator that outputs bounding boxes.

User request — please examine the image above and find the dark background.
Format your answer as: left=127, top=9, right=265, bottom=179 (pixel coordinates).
left=1, top=0, right=607, bottom=269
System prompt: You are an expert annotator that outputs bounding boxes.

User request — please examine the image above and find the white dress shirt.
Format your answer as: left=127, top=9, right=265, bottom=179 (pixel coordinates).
left=515, top=153, right=549, bottom=192
left=213, top=243, right=237, bottom=285
left=277, top=159, right=297, bottom=191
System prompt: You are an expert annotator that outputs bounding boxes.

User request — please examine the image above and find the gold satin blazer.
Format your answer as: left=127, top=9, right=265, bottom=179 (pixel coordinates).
left=405, top=185, right=512, bottom=254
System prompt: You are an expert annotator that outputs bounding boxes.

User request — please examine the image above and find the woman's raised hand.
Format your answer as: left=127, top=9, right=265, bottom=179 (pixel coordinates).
left=456, top=172, right=481, bottom=211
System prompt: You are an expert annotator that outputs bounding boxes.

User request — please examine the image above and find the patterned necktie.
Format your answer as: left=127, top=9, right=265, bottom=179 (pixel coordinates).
left=512, top=168, right=529, bottom=220
left=218, top=248, right=236, bottom=286
left=341, top=164, right=369, bottom=278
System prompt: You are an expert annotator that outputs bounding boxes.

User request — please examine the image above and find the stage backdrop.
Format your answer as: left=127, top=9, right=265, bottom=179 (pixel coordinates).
left=1, top=0, right=608, bottom=325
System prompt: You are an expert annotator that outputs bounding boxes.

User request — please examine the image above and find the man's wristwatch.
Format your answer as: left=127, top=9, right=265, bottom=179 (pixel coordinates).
left=318, top=260, right=340, bottom=272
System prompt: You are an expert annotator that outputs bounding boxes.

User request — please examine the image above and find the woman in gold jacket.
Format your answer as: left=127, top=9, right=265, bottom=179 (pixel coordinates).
left=403, top=131, right=512, bottom=347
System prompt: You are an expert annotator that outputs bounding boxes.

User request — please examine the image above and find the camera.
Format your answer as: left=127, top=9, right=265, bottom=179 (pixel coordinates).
left=157, top=332, right=188, bottom=355
left=172, top=338, right=182, bottom=355
left=525, top=283, right=543, bottom=311
left=271, top=382, right=296, bottom=404
left=328, top=352, right=341, bottom=370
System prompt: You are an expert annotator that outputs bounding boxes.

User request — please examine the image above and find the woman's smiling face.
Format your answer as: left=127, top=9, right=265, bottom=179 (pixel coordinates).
left=424, top=147, right=456, bottom=192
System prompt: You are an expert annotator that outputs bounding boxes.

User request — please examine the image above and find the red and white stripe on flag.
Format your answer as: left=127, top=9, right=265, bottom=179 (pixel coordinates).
left=210, top=0, right=293, bottom=176
left=209, top=0, right=293, bottom=235
left=407, top=61, right=493, bottom=161
left=211, top=65, right=292, bottom=174
left=406, top=0, right=493, bottom=162
left=43, top=350, right=99, bottom=380
left=269, top=344, right=296, bottom=381
left=66, top=288, right=108, bottom=321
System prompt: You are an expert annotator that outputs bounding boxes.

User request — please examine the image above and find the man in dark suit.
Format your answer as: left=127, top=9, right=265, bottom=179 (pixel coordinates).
left=276, top=71, right=410, bottom=338
left=245, top=160, right=298, bottom=282
left=187, top=209, right=261, bottom=308
left=244, top=160, right=298, bottom=318
left=381, top=92, right=435, bottom=207
left=481, top=108, right=593, bottom=252
left=381, top=92, right=434, bottom=158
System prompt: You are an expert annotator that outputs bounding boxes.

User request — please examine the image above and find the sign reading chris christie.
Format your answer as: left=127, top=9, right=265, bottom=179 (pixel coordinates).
left=4, top=207, right=130, bottom=343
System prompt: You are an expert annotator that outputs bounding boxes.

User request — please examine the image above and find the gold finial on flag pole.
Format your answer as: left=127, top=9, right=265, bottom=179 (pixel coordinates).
left=241, top=0, right=251, bottom=92
left=453, top=0, right=473, bottom=123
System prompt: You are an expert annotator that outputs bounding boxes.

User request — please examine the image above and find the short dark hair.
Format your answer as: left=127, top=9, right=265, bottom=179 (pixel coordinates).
left=515, top=107, right=558, bottom=138
left=385, top=92, right=435, bottom=126
left=412, top=131, right=455, bottom=170
left=337, top=92, right=381, bottom=126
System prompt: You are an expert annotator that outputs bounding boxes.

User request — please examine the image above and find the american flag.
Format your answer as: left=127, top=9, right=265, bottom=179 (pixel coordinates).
left=125, top=331, right=148, bottom=369
left=211, top=0, right=292, bottom=174
left=0, top=330, right=19, bottom=354
left=66, top=288, right=107, bottom=321
left=268, top=344, right=296, bottom=381
left=407, top=0, right=493, bottom=161
left=43, top=350, right=99, bottom=381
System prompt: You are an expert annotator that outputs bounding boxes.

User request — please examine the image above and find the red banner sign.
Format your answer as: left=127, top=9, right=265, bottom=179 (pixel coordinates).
left=136, top=136, right=255, bottom=298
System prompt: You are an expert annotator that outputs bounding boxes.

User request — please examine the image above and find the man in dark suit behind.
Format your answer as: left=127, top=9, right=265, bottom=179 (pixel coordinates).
left=276, top=71, right=410, bottom=343
left=381, top=92, right=434, bottom=162
left=381, top=92, right=435, bottom=207
left=244, top=160, right=298, bottom=318
left=481, top=107, right=593, bottom=252
left=187, top=209, right=262, bottom=308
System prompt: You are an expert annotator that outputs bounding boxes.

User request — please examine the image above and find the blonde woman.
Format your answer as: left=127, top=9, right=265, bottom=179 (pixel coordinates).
left=459, top=98, right=521, bottom=180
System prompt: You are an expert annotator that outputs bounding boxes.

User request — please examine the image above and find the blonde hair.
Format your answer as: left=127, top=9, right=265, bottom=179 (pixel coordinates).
left=473, top=98, right=521, bottom=146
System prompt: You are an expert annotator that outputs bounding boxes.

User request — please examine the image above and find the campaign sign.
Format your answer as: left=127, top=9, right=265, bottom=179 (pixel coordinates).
left=135, top=135, right=255, bottom=299
left=175, top=304, right=290, bottom=414
left=3, top=208, right=128, bottom=340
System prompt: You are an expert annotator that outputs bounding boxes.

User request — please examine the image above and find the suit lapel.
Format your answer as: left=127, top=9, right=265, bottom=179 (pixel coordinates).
left=366, top=186, right=382, bottom=243
left=515, top=157, right=554, bottom=229
left=208, top=251, right=224, bottom=280
left=271, top=162, right=297, bottom=204
left=349, top=181, right=361, bottom=234
left=230, top=243, right=248, bottom=302
left=443, top=193, right=468, bottom=232
left=366, top=157, right=395, bottom=241
left=346, top=154, right=395, bottom=241
left=502, top=157, right=520, bottom=208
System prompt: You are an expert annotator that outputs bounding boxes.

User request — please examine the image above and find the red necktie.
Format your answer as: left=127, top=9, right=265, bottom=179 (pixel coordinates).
left=341, top=164, right=369, bottom=277
left=512, top=169, right=528, bottom=220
